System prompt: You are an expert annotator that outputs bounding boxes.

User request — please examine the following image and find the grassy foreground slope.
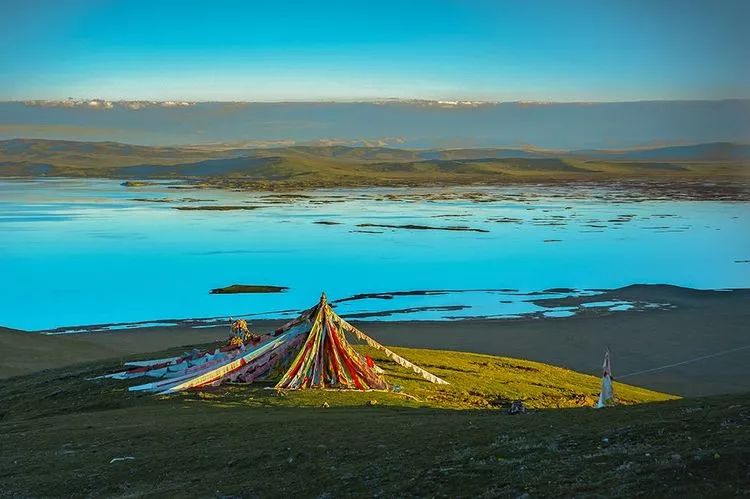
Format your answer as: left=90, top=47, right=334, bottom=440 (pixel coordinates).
left=0, top=344, right=747, bottom=497
left=3, top=395, right=748, bottom=498
left=8, top=342, right=745, bottom=498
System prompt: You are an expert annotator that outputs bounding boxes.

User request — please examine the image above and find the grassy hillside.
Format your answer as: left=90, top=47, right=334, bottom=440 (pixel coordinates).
left=0, top=343, right=674, bottom=417
left=0, top=139, right=747, bottom=189
left=0, top=328, right=120, bottom=379
left=573, top=142, right=750, bottom=161
left=1, top=343, right=748, bottom=497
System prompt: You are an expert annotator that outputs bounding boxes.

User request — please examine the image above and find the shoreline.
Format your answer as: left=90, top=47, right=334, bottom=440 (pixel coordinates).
left=2, top=175, right=749, bottom=201
left=2, top=285, right=749, bottom=397
left=7, top=284, right=749, bottom=334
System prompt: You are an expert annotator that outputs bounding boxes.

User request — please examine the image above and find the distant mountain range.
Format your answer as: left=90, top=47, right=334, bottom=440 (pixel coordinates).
left=1, top=100, right=749, bottom=149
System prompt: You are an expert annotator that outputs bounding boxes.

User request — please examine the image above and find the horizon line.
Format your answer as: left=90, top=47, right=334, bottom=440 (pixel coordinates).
left=4, top=97, right=750, bottom=106
left=2, top=136, right=746, bottom=152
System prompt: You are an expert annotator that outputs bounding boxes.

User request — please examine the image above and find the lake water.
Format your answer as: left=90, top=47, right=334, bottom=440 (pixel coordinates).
left=1, top=179, right=748, bottom=331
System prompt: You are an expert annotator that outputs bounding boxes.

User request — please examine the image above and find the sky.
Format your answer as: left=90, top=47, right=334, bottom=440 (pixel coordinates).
left=1, top=0, right=748, bottom=102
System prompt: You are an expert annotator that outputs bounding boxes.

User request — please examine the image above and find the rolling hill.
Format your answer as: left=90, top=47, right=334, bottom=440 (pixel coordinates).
left=0, top=139, right=747, bottom=189
left=572, top=142, right=750, bottom=161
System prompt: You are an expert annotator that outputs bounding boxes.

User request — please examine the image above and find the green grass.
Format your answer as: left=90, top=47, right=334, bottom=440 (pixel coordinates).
left=0, top=344, right=747, bottom=497
left=0, top=344, right=675, bottom=421
left=241, top=346, right=673, bottom=410
left=0, top=343, right=747, bottom=497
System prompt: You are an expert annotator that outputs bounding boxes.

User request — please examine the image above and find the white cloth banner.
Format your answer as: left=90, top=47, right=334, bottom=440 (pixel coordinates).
left=596, top=349, right=614, bottom=408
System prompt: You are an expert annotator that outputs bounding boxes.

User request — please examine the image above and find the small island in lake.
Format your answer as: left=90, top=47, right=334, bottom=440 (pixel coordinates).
left=209, top=284, right=289, bottom=294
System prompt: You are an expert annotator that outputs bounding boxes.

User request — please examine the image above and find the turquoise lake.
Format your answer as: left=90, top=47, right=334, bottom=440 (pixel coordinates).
left=1, top=179, right=748, bottom=331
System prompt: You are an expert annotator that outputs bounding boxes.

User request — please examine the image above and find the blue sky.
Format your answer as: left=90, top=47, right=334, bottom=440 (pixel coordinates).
left=1, top=0, right=748, bottom=101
